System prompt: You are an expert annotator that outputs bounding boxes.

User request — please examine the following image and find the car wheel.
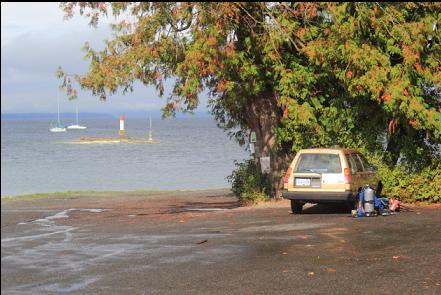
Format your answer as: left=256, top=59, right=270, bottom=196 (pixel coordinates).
left=291, top=200, right=303, bottom=214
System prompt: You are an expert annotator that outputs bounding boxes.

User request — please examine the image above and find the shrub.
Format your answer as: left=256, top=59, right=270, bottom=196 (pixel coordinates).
left=369, top=157, right=440, bottom=203
left=226, top=159, right=270, bottom=204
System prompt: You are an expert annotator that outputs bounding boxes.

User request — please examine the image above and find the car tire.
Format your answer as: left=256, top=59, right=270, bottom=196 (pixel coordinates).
left=291, top=200, right=303, bottom=214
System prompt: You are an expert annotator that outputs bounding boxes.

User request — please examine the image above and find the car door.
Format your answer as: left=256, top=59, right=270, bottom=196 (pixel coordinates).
left=345, top=153, right=362, bottom=194
left=356, top=154, right=378, bottom=189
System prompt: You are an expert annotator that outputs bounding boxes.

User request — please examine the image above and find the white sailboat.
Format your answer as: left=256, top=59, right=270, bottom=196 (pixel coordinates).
left=67, top=100, right=87, bottom=130
left=49, top=92, right=67, bottom=133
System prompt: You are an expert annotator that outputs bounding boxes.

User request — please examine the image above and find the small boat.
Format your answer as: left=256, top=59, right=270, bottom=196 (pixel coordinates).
left=50, top=92, right=67, bottom=133
left=67, top=125, right=87, bottom=130
left=67, top=101, right=87, bottom=130
left=49, top=123, right=67, bottom=133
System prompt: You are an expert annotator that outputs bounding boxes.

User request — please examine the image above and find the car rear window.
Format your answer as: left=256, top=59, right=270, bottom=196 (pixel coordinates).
left=295, top=153, right=342, bottom=173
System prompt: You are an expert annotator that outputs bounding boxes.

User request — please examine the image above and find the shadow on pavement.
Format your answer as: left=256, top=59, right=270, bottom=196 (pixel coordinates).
left=302, top=203, right=351, bottom=215
left=165, top=200, right=241, bottom=214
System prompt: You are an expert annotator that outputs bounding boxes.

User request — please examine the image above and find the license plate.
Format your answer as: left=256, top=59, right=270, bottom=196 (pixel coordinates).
left=295, top=178, right=311, bottom=186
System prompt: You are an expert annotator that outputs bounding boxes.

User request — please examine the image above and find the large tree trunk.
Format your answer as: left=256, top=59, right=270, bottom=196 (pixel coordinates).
left=243, top=91, right=292, bottom=198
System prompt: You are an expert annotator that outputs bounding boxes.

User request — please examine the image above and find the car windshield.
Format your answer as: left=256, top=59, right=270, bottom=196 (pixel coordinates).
left=295, top=153, right=342, bottom=173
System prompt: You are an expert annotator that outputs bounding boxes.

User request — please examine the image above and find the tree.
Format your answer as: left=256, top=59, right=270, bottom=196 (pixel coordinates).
left=58, top=2, right=441, bottom=197
left=275, top=2, right=441, bottom=172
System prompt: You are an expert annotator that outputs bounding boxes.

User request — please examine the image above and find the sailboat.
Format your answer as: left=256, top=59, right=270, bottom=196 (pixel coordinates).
left=67, top=100, right=87, bottom=130
left=49, top=92, right=67, bottom=132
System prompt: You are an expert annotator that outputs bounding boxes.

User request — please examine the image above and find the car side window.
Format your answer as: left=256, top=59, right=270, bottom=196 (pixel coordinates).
left=345, top=154, right=357, bottom=174
left=350, top=154, right=364, bottom=172
left=357, top=154, right=371, bottom=171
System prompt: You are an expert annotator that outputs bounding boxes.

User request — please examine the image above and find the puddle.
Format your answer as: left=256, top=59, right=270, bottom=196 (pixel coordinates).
left=81, top=209, right=107, bottom=213
left=45, top=278, right=99, bottom=293
left=13, top=208, right=109, bottom=241
left=1, top=228, right=75, bottom=243
left=25, top=208, right=109, bottom=224
left=34, top=210, right=71, bottom=223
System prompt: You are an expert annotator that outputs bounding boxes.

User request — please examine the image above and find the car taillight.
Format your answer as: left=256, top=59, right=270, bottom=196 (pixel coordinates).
left=344, top=168, right=351, bottom=184
left=284, top=167, right=292, bottom=184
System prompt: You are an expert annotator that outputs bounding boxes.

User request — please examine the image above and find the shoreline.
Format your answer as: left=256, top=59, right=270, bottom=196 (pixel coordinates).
left=2, top=189, right=439, bottom=208
left=1, top=188, right=231, bottom=201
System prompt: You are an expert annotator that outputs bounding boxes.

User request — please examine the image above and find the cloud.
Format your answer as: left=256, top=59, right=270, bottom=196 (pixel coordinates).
left=2, top=27, right=109, bottom=79
left=1, top=2, right=209, bottom=114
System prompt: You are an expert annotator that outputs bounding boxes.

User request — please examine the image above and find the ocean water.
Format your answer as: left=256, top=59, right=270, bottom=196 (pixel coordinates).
left=1, top=116, right=249, bottom=196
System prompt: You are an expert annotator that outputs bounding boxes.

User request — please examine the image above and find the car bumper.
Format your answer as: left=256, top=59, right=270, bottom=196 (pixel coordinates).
left=282, top=190, right=354, bottom=203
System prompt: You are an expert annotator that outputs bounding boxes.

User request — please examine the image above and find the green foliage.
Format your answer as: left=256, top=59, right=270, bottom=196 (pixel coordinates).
left=369, top=156, right=441, bottom=203
left=275, top=3, right=441, bottom=168
left=226, top=159, right=270, bottom=204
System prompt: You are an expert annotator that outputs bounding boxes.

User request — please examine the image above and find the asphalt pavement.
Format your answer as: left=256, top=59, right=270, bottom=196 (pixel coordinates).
left=1, top=189, right=440, bottom=294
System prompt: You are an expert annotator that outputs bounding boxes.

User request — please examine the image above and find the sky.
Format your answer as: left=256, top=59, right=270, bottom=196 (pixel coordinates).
left=1, top=2, right=209, bottom=116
